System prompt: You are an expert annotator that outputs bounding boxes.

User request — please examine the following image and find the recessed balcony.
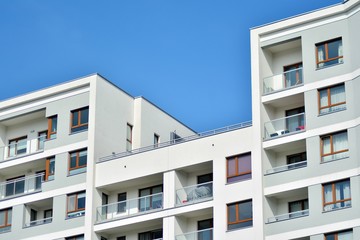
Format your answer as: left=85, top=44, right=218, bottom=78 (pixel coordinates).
left=176, top=181, right=213, bottom=206
left=264, top=113, right=305, bottom=140
left=263, top=67, right=303, bottom=95
left=96, top=192, right=163, bottom=222
left=0, top=172, right=45, bottom=200
left=175, top=228, right=213, bottom=240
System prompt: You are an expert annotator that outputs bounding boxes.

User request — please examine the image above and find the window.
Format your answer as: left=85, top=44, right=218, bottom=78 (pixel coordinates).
left=101, top=237, right=108, bottom=240
left=38, top=131, right=47, bottom=150
left=66, top=235, right=84, bottom=240
left=139, top=185, right=163, bottom=211
left=47, top=115, right=57, bottom=139
left=226, top=153, right=251, bottom=183
left=126, top=123, right=133, bottom=151
left=323, top=179, right=351, bottom=211
left=0, top=208, right=12, bottom=233
left=288, top=199, right=308, bottom=218
left=139, top=229, right=162, bottom=240
left=5, top=175, right=25, bottom=197
left=287, top=152, right=307, bottom=169
left=44, top=209, right=53, bottom=223
left=35, top=171, right=45, bottom=190
left=117, top=192, right=127, bottom=213
left=227, top=200, right=253, bottom=230
left=45, top=157, right=55, bottom=181
left=318, top=84, right=346, bottom=114
left=71, top=107, right=89, bottom=133
left=69, top=149, right=87, bottom=175
left=198, top=219, right=213, bottom=240
left=316, top=38, right=343, bottom=68
left=325, top=230, right=352, bottom=240
left=321, top=131, right=348, bottom=162
left=285, top=107, right=305, bottom=132
left=8, top=136, right=27, bottom=157
left=283, top=62, right=303, bottom=88
left=67, top=192, right=86, bottom=218
left=117, top=237, right=126, bottom=240
left=154, top=133, right=160, bottom=147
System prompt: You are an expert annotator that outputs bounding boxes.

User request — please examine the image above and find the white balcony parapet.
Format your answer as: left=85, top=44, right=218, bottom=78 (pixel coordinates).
left=176, top=182, right=213, bottom=206
left=0, top=135, right=46, bottom=162
left=98, top=121, right=252, bottom=163
left=24, top=217, right=53, bottom=227
left=175, top=228, right=213, bottom=240
left=266, top=161, right=307, bottom=175
left=263, top=67, right=303, bottom=94
left=96, top=193, right=163, bottom=222
left=0, top=172, right=45, bottom=200
left=264, top=113, right=305, bottom=140
left=267, top=209, right=309, bottom=223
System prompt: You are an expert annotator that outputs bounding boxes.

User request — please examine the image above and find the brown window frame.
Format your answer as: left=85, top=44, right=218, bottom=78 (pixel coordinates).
left=66, top=192, right=86, bottom=216
left=318, top=84, right=346, bottom=114
left=38, top=130, right=47, bottom=150
left=324, top=230, right=352, bottom=240
left=316, top=38, right=343, bottom=68
left=45, top=156, right=55, bottom=181
left=0, top=208, right=12, bottom=230
left=8, top=136, right=27, bottom=157
left=226, top=152, right=252, bottom=183
left=320, top=131, right=348, bottom=159
left=322, top=179, right=351, bottom=210
left=70, top=107, right=89, bottom=133
left=47, top=115, right=57, bottom=139
left=227, top=200, right=253, bottom=230
left=68, top=149, right=87, bottom=174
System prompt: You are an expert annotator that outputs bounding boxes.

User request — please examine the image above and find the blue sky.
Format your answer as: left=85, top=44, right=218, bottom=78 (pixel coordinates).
left=0, top=0, right=341, bottom=132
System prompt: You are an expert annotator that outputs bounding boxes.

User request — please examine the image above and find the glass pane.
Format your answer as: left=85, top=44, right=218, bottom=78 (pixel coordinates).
left=328, top=39, right=341, bottom=59
left=238, top=154, right=251, bottom=174
left=227, top=158, right=236, bottom=176
left=228, top=204, right=236, bottom=222
left=317, top=44, right=326, bottom=63
left=68, top=195, right=76, bottom=212
left=78, top=193, right=86, bottom=209
left=319, top=89, right=328, bottom=108
left=15, top=179, right=25, bottom=194
left=239, top=201, right=252, bottom=220
left=51, top=117, right=57, bottom=132
left=324, top=184, right=333, bottom=203
left=70, top=153, right=77, bottom=168
left=0, top=211, right=5, bottom=225
left=335, top=180, right=350, bottom=201
left=5, top=183, right=15, bottom=196
left=50, top=158, right=55, bottom=175
left=127, top=125, right=132, bottom=139
left=80, top=108, right=89, bottom=124
left=17, top=139, right=27, bottom=154
left=333, top=132, right=348, bottom=152
left=338, top=231, right=353, bottom=240
left=325, top=234, right=335, bottom=240
left=72, top=111, right=79, bottom=126
left=322, top=137, right=331, bottom=155
left=139, top=189, right=151, bottom=197
left=289, top=201, right=302, bottom=212
left=152, top=185, right=162, bottom=194
left=330, top=85, right=345, bottom=105
left=78, top=150, right=87, bottom=166
left=7, top=209, right=11, bottom=224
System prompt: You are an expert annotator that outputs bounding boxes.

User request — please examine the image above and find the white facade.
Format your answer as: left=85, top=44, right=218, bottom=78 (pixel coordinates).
left=1, top=0, right=360, bottom=239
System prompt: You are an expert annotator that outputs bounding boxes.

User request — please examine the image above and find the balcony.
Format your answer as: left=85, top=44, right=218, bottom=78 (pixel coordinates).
left=266, top=160, right=307, bottom=175
left=267, top=209, right=309, bottom=223
left=96, top=192, right=163, bottom=222
left=0, top=135, right=46, bottom=161
left=176, top=182, right=213, bottom=206
left=264, top=113, right=305, bottom=140
left=0, top=172, right=45, bottom=200
left=24, top=216, right=53, bottom=228
left=263, top=67, right=303, bottom=94
left=175, top=228, right=213, bottom=240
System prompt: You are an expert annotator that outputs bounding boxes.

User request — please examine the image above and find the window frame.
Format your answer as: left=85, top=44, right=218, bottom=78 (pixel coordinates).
left=8, top=136, right=27, bottom=157
left=316, top=37, right=343, bottom=68
left=318, top=84, right=346, bottom=114
left=70, top=107, right=89, bottom=133
left=324, top=229, right=352, bottom=240
left=5, top=175, right=25, bottom=197
left=226, top=152, right=252, bottom=183
left=117, top=192, right=127, bottom=213
left=322, top=179, right=351, bottom=211
left=320, top=131, right=348, bottom=161
left=126, top=123, right=133, bottom=151
left=67, top=192, right=86, bottom=217
left=0, top=208, right=12, bottom=231
left=227, top=199, right=253, bottom=230
left=47, top=115, right=57, bottom=139
left=68, top=149, right=87, bottom=175
left=45, top=156, right=55, bottom=181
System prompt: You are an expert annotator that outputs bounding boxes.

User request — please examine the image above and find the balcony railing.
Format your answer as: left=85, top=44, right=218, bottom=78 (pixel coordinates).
left=263, top=67, right=303, bottom=94
left=0, top=135, right=46, bottom=161
left=96, top=193, right=163, bottom=222
left=266, top=160, right=307, bottom=175
left=264, top=113, right=305, bottom=140
left=24, top=216, right=53, bottom=227
left=175, top=228, right=213, bottom=240
left=0, top=172, right=45, bottom=200
left=176, top=182, right=213, bottom=206
left=98, top=121, right=252, bottom=163
left=267, top=209, right=309, bottom=223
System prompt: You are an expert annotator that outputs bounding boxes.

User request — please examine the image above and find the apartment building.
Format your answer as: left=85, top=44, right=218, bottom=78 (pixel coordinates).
left=0, top=0, right=359, bottom=239
left=251, top=0, right=360, bottom=239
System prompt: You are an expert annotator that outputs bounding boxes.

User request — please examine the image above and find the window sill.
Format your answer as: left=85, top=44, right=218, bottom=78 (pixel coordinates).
left=67, top=170, right=87, bottom=177
left=66, top=211, right=85, bottom=220
left=318, top=107, right=346, bottom=116
left=316, top=61, right=344, bottom=70
left=226, top=177, right=252, bottom=185
left=69, top=129, right=88, bottom=135
left=320, top=156, right=349, bottom=164
left=322, top=204, right=351, bottom=213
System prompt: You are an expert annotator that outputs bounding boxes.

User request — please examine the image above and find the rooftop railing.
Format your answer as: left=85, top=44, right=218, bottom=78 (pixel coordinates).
left=175, top=228, right=213, bottom=240
left=24, top=216, right=53, bottom=227
left=98, top=121, right=252, bottom=163
left=0, top=172, right=45, bottom=200
left=263, top=67, right=303, bottom=94
left=264, top=113, right=305, bottom=140
left=176, top=182, right=213, bottom=206
left=265, top=160, right=307, bottom=175
left=96, top=192, right=163, bottom=222
left=0, top=135, right=46, bottom=162
left=267, top=209, right=309, bottom=223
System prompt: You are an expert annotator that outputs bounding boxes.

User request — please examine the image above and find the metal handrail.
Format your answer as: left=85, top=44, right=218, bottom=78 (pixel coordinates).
left=263, top=67, right=303, bottom=94
left=267, top=209, right=309, bottom=223
left=266, top=160, right=307, bottom=174
left=1, top=135, right=46, bottom=161
left=176, top=181, right=213, bottom=205
left=98, top=121, right=252, bottom=163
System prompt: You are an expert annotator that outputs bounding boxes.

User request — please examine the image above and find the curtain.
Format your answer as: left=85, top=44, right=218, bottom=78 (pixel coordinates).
left=318, top=46, right=325, bottom=67
left=338, top=231, right=352, bottom=240
left=330, top=85, right=346, bottom=111
left=333, top=132, right=348, bottom=159
left=335, top=181, right=351, bottom=208
left=324, top=184, right=333, bottom=211
left=319, top=89, right=328, bottom=112
left=338, top=40, right=344, bottom=63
